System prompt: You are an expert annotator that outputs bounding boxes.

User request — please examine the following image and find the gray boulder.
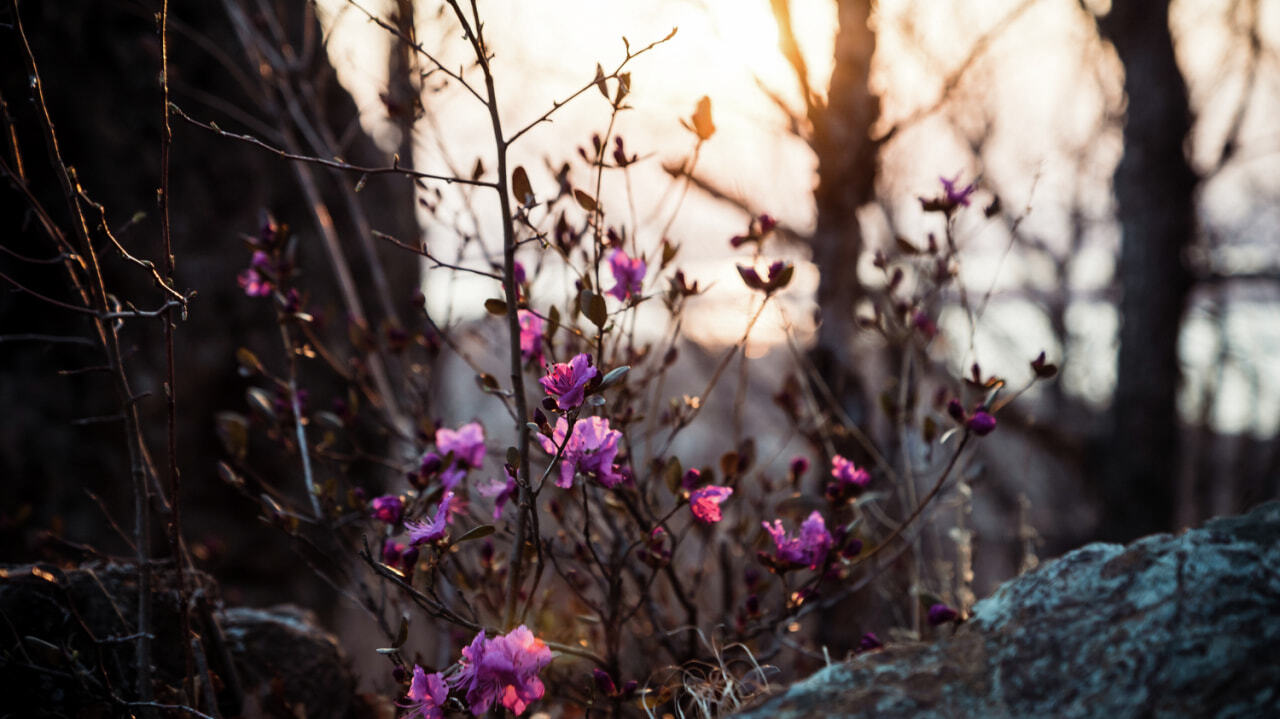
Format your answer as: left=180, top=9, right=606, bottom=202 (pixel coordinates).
left=734, top=501, right=1280, bottom=718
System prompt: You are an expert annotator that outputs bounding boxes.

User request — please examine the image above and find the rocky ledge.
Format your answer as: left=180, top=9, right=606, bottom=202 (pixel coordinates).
left=734, top=501, right=1280, bottom=718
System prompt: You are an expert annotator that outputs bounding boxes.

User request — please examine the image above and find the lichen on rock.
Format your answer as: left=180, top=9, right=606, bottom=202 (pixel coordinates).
left=733, top=501, right=1280, bottom=718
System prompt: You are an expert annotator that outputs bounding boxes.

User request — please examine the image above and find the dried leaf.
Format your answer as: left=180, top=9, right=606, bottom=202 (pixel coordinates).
left=484, top=298, right=508, bottom=316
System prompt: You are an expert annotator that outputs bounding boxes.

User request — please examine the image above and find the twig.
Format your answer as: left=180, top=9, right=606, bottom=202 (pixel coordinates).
left=172, top=103, right=492, bottom=188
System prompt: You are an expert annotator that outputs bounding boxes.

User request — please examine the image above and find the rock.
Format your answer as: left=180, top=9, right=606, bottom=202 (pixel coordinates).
left=0, top=562, right=369, bottom=718
left=733, top=501, right=1280, bottom=718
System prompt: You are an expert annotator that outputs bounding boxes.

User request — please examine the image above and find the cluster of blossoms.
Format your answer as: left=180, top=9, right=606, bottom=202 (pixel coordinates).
left=400, top=626, right=554, bottom=717
left=368, top=421, right=491, bottom=564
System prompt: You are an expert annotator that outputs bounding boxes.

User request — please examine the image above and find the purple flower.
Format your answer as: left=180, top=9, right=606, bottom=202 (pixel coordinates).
left=518, top=310, right=544, bottom=366
left=940, top=174, right=976, bottom=207
left=830, top=455, right=870, bottom=488
left=399, top=665, right=449, bottom=719
left=536, top=417, right=623, bottom=488
left=927, top=603, right=959, bottom=625
left=640, top=526, right=672, bottom=568
left=237, top=271, right=271, bottom=297
left=370, top=495, right=403, bottom=524
left=406, top=490, right=457, bottom=545
left=478, top=468, right=517, bottom=520
left=450, top=626, right=553, bottom=716
left=437, top=422, right=486, bottom=469
left=381, top=539, right=405, bottom=565
left=606, top=248, right=646, bottom=302
left=966, top=411, right=997, bottom=436
left=761, top=511, right=833, bottom=570
left=827, top=455, right=871, bottom=503
left=237, top=251, right=274, bottom=297
left=689, top=485, right=733, bottom=524
left=539, top=353, right=598, bottom=410
left=856, top=632, right=883, bottom=653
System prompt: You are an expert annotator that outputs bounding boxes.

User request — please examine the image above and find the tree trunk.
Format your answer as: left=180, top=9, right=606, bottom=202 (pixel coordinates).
left=807, top=0, right=881, bottom=438
left=1094, top=1, right=1197, bottom=541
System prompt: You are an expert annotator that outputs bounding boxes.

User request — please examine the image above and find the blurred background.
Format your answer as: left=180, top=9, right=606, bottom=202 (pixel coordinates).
left=2, top=0, right=1278, bottom=659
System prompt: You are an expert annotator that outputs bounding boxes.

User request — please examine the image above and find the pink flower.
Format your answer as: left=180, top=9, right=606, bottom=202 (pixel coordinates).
left=479, top=468, right=517, bottom=520
left=830, top=455, right=870, bottom=487
left=436, top=422, right=486, bottom=469
left=434, top=422, right=485, bottom=490
left=537, top=417, right=623, bottom=488
left=826, top=455, right=869, bottom=503
left=518, top=310, right=544, bottom=366
left=539, top=354, right=598, bottom=410
left=606, top=248, right=646, bottom=302
left=689, top=485, right=733, bottom=524
left=370, top=495, right=403, bottom=524
left=450, top=626, right=553, bottom=716
left=400, top=665, right=449, bottom=719
left=406, top=490, right=457, bottom=545
left=761, top=511, right=833, bottom=570
left=237, top=251, right=274, bottom=297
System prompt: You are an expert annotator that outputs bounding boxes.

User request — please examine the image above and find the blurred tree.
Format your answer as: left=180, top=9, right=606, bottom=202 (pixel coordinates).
left=1086, top=0, right=1198, bottom=541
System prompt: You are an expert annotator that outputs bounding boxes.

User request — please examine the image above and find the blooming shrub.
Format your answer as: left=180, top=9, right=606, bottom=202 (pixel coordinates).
left=211, top=9, right=1059, bottom=716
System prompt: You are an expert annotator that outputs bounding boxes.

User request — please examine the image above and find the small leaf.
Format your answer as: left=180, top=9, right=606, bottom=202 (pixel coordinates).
left=455, top=524, right=496, bottom=544
left=472, top=158, right=485, bottom=181
left=663, top=457, right=682, bottom=494
left=506, top=446, right=520, bottom=468
left=247, top=387, right=277, bottom=421
left=586, top=292, right=607, bottom=328
left=393, top=613, right=409, bottom=647
left=236, top=347, right=263, bottom=377
left=476, top=373, right=500, bottom=393
left=574, top=189, right=598, bottom=212
left=545, top=305, right=561, bottom=341
left=691, top=95, right=715, bottom=141
left=614, top=72, right=631, bottom=104
left=512, top=166, right=533, bottom=207
left=599, top=365, right=630, bottom=388
left=772, top=263, right=795, bottom=291
left=594, top=63, right=608, bottom=99
left=484, top=298, right=508, bottom=316
left=215, top=412, right=249, bottom=462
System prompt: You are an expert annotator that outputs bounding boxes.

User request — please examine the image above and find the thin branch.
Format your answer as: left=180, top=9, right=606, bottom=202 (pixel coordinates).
left=172, top=104, right=494, bottom=188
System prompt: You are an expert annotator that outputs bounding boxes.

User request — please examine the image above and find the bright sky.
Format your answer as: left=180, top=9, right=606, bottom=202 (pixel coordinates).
left=315, top=0, right=1280, bottom=434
